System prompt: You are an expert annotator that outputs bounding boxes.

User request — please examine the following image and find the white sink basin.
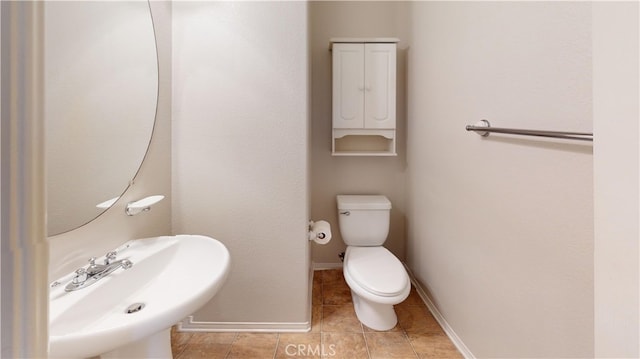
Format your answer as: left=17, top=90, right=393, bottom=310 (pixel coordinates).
left=49, top=235, right=230, bottom=358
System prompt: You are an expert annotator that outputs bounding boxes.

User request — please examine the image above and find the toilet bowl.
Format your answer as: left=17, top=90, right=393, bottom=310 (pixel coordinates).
left=343, top=246, right=410, bottom=330
left=337, top=195, right=410, bottom=331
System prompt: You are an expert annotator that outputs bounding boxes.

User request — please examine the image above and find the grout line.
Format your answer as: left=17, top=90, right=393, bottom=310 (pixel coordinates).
left=361, top=326, right=372, bottom=359
left=319, top=325, right=325, bottom=359
left=223, top=332, right=239, bottom=359
left=403, top=328, right=421, bottom=359
left=272, top=333, right=280, bottom=359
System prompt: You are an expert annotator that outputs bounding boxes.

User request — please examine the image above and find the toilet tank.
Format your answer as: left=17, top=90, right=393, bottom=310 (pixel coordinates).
left=337, top=195, right=391, bottom=246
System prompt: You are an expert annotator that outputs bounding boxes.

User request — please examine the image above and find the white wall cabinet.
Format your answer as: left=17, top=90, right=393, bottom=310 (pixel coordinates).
left=331, top=38, right=398, bottom=156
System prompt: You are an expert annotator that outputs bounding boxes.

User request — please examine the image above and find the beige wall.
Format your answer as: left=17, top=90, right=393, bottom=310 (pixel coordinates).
left=593, top=2, right=639, bottom=357
left=406, top=2, right=594, bottom=358
left=171, top=1, right=310, bottom=326
left=309, top=1, right=410, bottom=266
left=48, top=2, right=172, bottom=281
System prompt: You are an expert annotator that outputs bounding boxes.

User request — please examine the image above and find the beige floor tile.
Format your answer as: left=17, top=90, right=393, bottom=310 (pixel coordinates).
left=365, top=332, right=418, bottom=359
left=313, top=271, right=323, bottom=306
left=396, top=305, right=443, bottom=334
left=323, top=280, right=352, bottom=305
left=322, top=305, right=363, bottom=333
left=310, top=305, right=322, bottom=333
left=189, top=331, right=237, bottom=344
left=275, top=333, right=322, bottom=359
left=312, top=277, right=323, bottom=306
left=398, top=287, right=426, bottom=307
left=313, top=271, right=323, bottom=286
left=321, top=269, right=345, bottom=285
left=176, top=332, right=237, bottom=359
left=408, top=332, right=463, bottom=359
left=321, top=269, right=352, bottom=306
left=171, top=326, right=194, bottom=358
left=322, top=332, right=369, bottom=359
left=226, top=333, right=279, bottom=359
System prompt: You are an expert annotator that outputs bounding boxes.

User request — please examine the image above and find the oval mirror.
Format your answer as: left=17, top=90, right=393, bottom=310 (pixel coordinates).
left=45, top=1, right=158, bottom=236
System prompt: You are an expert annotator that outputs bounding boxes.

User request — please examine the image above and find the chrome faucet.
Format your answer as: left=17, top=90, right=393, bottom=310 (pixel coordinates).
left=65, top=251, right=133, bottom=292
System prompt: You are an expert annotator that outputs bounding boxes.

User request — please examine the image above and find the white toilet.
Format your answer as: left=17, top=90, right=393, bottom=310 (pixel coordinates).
left=337, top=195, right=411, bottom=331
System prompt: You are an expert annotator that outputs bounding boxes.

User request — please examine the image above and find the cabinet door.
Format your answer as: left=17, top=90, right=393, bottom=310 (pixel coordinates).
left=332, top=43, right=365, bottom=129
left=364, top=43, right=396, bottom=129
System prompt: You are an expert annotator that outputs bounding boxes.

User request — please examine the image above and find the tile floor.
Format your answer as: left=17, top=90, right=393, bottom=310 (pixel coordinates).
left=171, top=269, right=462, bottom=359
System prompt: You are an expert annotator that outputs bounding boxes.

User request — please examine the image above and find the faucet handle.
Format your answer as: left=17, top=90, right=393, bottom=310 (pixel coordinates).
left=104, top=251, right=118, bottom=265
left=72, top=268, right=88, bottom=284
left=88, top=257, right=97, bottom=266
left=121, top=259, right=133, bottom=269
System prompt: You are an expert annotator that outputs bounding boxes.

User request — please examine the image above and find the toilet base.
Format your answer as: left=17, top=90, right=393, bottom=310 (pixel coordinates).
left=351, top=291, right=398, bottom=331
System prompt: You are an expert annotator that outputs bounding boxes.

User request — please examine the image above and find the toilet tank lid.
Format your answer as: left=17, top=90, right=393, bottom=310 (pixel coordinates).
left=337, top=195, right=391, bottom=210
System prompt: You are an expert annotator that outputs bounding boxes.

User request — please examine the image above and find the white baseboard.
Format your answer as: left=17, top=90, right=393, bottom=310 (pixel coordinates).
left=404, top=265, right=475, bottom=359
left=178, top=316, right=310, bottom=333
left=312, top=262, right=343, bottom=270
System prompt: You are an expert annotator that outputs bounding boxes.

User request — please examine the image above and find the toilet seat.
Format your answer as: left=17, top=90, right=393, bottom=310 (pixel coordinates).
left=344, top=246, right=409, bottom=297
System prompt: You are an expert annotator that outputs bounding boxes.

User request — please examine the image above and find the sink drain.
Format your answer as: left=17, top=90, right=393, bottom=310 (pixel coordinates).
left=125, top=303, right=145, bottom=314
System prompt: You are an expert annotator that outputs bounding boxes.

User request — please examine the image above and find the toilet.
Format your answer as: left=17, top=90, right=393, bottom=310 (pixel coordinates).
left=337, top=195, right=411, bottom=331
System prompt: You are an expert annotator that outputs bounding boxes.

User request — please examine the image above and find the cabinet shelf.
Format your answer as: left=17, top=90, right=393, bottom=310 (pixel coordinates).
left=332, top=129, right=396, bottom=156
left=332, top=151, right=397, bottom=157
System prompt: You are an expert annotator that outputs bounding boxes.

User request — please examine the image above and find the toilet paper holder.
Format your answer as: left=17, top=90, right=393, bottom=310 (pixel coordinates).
left=308, top=220, right=332, bottom=244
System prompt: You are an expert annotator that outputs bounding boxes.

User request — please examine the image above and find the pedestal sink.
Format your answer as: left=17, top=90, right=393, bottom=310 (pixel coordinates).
left=49, top=235, right=230, bottom=358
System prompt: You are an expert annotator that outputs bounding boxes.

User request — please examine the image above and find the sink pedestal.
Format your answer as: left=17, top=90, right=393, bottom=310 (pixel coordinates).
left=101, top=328, right=171, bottom=359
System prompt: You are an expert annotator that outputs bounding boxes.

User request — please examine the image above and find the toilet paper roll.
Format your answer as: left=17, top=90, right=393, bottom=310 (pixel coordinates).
left=309, top=220, right=332, bottom=245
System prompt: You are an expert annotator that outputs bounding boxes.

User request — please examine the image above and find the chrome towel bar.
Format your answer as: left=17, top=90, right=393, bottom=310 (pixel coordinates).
left=466, top=120, right=593, bottom=142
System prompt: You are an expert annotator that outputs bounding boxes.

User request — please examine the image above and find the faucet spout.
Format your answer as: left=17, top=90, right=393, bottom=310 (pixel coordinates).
left=65, top=257, right=133, bottom=292
left=98, top=258, right=133, bottom=278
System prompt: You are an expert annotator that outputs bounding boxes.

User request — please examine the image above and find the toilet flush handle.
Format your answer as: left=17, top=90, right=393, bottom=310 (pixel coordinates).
left=339, top=211, right=350, bottom=216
